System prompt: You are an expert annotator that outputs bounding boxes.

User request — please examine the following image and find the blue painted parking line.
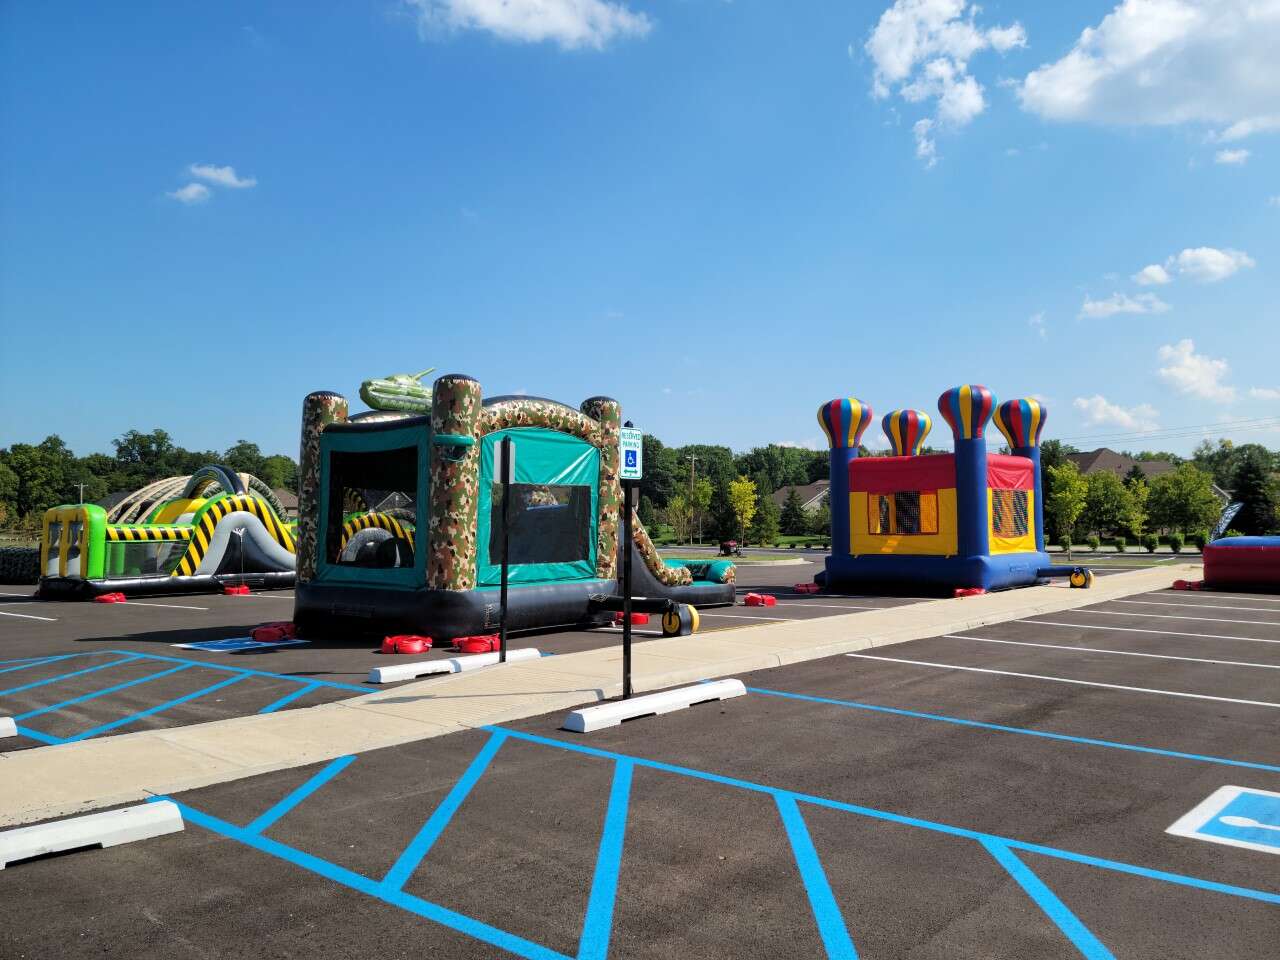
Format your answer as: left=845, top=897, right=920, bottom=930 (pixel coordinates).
left=1167, top=786, right=1280, bottom=856
left=162, top=800, right=572, bottom=960
left=15, top=664, right=195, bottom=721
left=982, top=839, right=1114, bottom=960
left=381, top=730, right=508, bottom=892
left=258, top=682, right=322, bottom=714
left=104, top=650, right=372, bottom=694
left=0, top=654, right=81, bottom=675
left=776, top=792, right=859, bottom=960
left=61, top=674, right=250, bottom=743
left=173, top=637, right=309, bottom=653
left=745, top=685, right=1280, bottom=774
left=0, top=654, right=141, bottom=697
left=577, top=760, right=634, bottom=960
left=246, top=755, right=357, bottom=835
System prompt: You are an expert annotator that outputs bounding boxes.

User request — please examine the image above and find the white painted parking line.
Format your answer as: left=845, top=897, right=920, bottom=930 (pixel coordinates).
left=0, top=592, right=34, bottom=597
left=1019, top=619, right=1280, bottom=645
left=0, top=610, right=57, bottom=622
left=845, top=653, right=1280, bottom=709
left=1158, top=592, right=1280, bottom=603
left=765, top=602, right=878, bottom=610
left=122, top=601, right=210, bottom=611
left=223, top=593, right=295, bottom=600
left=699, top=611, right=794, bottom=621
left=941, top=634, right=1280, bottom=669
left=1112, top=599, right=1280, bottom=614
left=1069, top=609, right=1280, bottom=628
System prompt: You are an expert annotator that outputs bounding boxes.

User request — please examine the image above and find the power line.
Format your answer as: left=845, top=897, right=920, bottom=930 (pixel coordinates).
left=1055, top=415, right=1280, bottom=446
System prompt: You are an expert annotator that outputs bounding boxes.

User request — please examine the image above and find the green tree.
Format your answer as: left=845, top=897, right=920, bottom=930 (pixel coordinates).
left=1147, top=463, right=1221, bottom=534
left=1126, top=477, right=1150, bottom=539
left=261, top=454, right=298, bottom=492
left=1079, top=471, right=1136, bottom=538
left=1039, top=440, right=1078, bottom=472
left=809, top=496, right=831, bottom=537
left=1230, top=449, right=1278, bottom=535
left=690, top=476, right=713, bottom=543
left=727, top=476, right=757, bottom=542
left=664, top=494, right=692, bottom=543
left=780, top=487, right=808, bottom=535
left=749, top=489, right=780, bottom=544
left=1045, top=461, right=1088, bottom=543
left=640, top=434, right=679, bottom=510
left=1123, top=464, right=1146, bottom=486
left=222, top=440, right=268, bottom=478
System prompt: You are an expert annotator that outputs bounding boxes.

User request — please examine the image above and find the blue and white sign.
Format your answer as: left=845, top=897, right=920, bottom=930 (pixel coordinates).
left=1166, top=785, right=1280, bottom=855
left=619, top=427, right=643, bottom=481
left=173, top=637, right=309, bottom=653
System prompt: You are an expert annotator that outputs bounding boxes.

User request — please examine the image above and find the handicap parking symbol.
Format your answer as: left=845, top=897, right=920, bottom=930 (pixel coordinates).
left=625, top=449, right=638, bottom=469
left=1167, top=785, right=1280, bottom=855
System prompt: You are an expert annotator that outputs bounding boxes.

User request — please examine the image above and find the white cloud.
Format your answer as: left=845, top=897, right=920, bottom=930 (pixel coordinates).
left=1073, top=394, right=1159, bottom=432
left=405, top=0, right=650, bottom=50
left=865, top=0, right=1026, bottom=165
left=189, top=163, right=257, bottom=188
left=1157, top=338, right=1236, bottom=402
left=1018, top=0, right=1280, bottom=141
left=913, top=118, right=938, bottom=167
left=1028, top=311, right=1047, bottom=339
left=777, top=437, right=827, bottom=451
left=1214, top=148, right=1250, bottom=165
left=1132, top=263, right=1171, bottom=286
left=166, top=183, right=211, bottom=204
left=1169, top=246, right=1254, bottom=282
left=1250, top=386, right=1280, bottom=400
left=1269, top=196, right=1280, bottom=208
left=1078, top=291, right=1170, bottom=319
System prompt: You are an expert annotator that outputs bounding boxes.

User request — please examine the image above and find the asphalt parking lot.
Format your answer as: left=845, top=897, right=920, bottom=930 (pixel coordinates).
left=5, top=578, right=1276, bottom=960
left=0, top=560, right=932, bottom=750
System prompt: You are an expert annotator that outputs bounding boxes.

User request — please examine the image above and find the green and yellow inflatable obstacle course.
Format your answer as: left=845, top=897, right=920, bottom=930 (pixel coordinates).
left=38, top=464, right=297, bottom=599
left=292, top=374, right=736, bottom=641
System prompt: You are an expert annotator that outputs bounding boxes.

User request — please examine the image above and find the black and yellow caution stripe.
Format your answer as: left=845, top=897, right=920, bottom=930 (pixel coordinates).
left=106, top=525, right=193, bottom=542
left=171, top=494, right=295, bottom=577
left=339, top=512, right=416, bottom=551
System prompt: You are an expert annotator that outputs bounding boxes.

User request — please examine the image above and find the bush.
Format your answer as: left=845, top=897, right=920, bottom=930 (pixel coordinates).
left=1168, top=533, right=1184, bottom=554
left=1224, top=528, right=1245, bottom=538
left=1086, top=535, right=1101, bottom=551
left=1060, top=534, right=1072, bottom=552
left=1142, top=534, right=1158, bottom=553
left=1114, top=536, right=1126, bottom=553
left=1190, top=532, right=1208, bottom=551
left=0, top=546, right=40, bottom=584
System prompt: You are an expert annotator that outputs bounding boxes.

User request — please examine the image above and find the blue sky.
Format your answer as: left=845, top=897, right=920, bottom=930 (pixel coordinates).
left=1, top=0, right=1276, bottom=460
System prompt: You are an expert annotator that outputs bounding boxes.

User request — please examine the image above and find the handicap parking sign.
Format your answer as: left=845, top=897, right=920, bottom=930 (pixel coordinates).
left=1167, top=785, right=1280, bottom=855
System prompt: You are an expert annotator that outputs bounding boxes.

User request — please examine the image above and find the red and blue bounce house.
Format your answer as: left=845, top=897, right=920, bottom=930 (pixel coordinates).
left=1202, top=536, right=1280, bottom=592
left=814, top=384, right=1091, bottom=594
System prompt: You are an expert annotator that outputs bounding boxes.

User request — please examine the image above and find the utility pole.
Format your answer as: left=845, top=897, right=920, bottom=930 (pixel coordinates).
left=686, top=454, right=699, bottom=545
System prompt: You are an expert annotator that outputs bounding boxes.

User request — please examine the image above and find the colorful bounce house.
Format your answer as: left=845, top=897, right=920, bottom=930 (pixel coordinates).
left=291, top=373, right=735, bottom=639
left=38, top=465, right=297, bottom=598
left=1202, top=536, right=1280, bottom=592
left=815, top=385, right=1088, bottom=593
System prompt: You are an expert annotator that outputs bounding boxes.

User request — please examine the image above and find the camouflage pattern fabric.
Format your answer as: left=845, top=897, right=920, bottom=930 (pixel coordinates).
left=427, top=375, right=483, bottom=591
left=632, top=511, right=693, bottom=586
left=478, top=399, right=599, bottom=442
left=580, top=396, right=621, bottom=580
left=297, top=391, right=348, bottom=582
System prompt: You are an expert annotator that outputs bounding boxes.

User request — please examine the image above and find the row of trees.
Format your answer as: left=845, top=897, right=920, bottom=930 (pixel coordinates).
left=1044, top=448, right=1279, bottom=543
left=0, top=430, right=298, bottom=531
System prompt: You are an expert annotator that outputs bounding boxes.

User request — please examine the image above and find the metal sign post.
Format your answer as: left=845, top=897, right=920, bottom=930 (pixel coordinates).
left=619, top=423, right=643, bottom=699
left=497, top=436, right=515, bottom=664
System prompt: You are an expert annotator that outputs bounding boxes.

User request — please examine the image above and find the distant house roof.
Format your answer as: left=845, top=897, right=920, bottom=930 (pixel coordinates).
left=1065, top=448, right=1175, bottom=480
left=771, top=480, right=830, bottom=511
left=272, top=488, right=298, bottom=510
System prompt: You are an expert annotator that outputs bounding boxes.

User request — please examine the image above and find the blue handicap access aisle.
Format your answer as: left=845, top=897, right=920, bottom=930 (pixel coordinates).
left=0, top=649, right=371, bottom=745
left=158, top=727, right=1280, bottom=960
left=1168, top=786, right=1280, bottom=856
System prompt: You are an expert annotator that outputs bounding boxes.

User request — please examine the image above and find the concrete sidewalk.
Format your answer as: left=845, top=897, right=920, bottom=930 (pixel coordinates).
left=0, top=565, right=1197, bottom=826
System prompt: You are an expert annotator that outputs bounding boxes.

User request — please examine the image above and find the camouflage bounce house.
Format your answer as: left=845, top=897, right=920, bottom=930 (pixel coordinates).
left=292, top=373, right=736, bottom=640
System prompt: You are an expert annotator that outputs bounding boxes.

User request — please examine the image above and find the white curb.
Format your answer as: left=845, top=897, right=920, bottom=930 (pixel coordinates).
left=564, top=679, right=747, bottom=733
left=368, top=647, right=542, bottom=684
left=0, top=717, right=15, bottom=739
left=0, top=800, right=184, bottom=870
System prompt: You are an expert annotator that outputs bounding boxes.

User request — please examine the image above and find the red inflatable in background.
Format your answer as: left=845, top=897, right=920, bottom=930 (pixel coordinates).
left=1202, top=536, right=1280, bottom=591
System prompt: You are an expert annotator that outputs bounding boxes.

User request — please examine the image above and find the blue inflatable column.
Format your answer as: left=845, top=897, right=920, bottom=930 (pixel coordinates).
left=938, top=385, right=995, bottom=559
left=817, top=397, right=873, bottom=557
left=994, top=398, right=1049, bottom=552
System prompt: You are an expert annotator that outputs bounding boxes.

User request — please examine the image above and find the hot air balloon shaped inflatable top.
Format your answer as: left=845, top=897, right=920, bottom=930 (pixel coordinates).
left=815, top=385, right=1078, bottom=594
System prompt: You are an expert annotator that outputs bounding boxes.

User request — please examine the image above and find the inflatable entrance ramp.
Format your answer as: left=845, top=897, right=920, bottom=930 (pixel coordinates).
left=38, top=465, right=296, bottom=599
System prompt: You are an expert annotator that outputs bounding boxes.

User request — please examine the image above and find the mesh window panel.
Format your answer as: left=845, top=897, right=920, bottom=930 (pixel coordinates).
left=894, top=492, right=922, bottom=535
left=490, top=483, right=593, bottom=565
left=993, top=489, right=1029, bottom=537
left=326, top=447, right=419, bottom=568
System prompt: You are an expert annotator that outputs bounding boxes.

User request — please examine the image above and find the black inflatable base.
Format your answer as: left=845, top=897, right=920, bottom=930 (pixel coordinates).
left=38, top=572, right=296, bottom=600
